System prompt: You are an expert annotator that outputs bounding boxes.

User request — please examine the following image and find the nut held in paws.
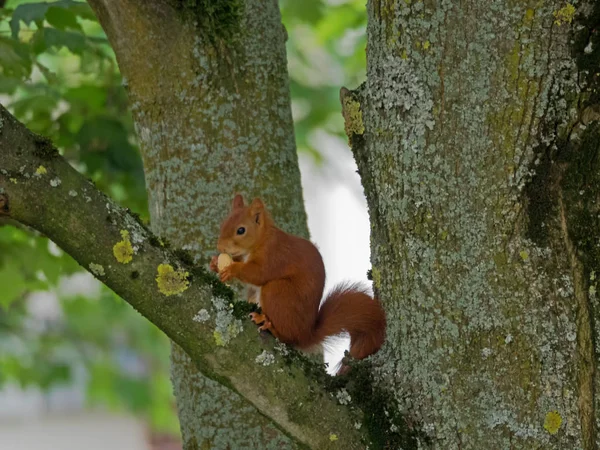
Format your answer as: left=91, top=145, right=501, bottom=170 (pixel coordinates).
left=217, top=253, right=233, bottom=272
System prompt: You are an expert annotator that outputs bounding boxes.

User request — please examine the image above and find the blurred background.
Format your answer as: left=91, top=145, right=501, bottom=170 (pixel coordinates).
left=0, top=0, right=370, bottom=448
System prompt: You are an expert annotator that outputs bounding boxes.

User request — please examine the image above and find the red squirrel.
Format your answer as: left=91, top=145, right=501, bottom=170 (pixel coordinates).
left=209, top=194, right=386, bottom=367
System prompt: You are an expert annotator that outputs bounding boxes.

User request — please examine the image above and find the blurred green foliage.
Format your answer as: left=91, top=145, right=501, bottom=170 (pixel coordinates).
left=281, top=0, right=367, bottom=161
left=0, top=0, right=170, bottom=434
left=0, top=0, right=367, bottom=437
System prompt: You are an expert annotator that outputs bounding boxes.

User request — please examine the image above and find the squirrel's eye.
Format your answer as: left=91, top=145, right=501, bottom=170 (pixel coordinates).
left=236, top=227, right=246, bottom=235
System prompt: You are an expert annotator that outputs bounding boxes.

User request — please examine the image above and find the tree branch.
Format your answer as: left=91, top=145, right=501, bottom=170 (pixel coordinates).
left=0, top=104, right=364, bottom=449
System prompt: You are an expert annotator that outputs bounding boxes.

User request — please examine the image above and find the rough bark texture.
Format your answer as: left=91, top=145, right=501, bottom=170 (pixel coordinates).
left=343, top=0, right=600, bottom=448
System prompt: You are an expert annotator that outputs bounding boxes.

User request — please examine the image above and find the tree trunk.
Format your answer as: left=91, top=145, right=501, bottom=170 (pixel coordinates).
left=344, top=0, right=600, bottom=447
left=87, top=0, right=308, bottom=448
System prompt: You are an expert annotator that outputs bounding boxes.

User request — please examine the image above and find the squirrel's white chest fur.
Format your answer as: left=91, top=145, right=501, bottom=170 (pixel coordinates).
left=242, top=254, right=261, bottom=306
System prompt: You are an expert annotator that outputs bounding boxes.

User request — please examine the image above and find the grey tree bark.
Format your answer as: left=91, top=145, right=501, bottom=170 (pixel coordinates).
left=341, top=0, right=600, bottom=448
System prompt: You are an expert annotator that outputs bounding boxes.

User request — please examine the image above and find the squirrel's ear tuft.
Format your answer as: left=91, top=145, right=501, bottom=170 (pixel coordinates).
left=250, top=198, right=265, bottom=223
left=232, top=194, right=245, bottom=210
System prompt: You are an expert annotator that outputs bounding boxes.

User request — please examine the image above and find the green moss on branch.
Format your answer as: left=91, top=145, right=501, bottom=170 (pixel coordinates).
left=174, top=0, right=242, bottom=40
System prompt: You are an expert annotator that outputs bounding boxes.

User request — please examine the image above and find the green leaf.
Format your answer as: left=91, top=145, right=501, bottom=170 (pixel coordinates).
left=0, top=7, right=14, bottom=22
left=10, top=3, right=49, bottom=38
left=280, top=0, right=325, bottom=24
left=0, top=75, right=21, bottom=94
left=35, top=62, right=59, bottom=84
left=45, top=6, right=81, bottom=32
left=0, top=226, right=29, bottom=244
left=315, top=5, right=365, bottom=43
left=65, top=84, right=107, bottom=112
left=32, top=28, right=88, bottom=54
left=0, top=36, right=32, bottom=78
left=65, top=2, right=96, bottom=21
left=36, top=255, right=65, bottom=285
left=77, top=117, right=142, bottom=172
left=0, top=263, right=28, bottom=309
left=10, top=1, right=95, bottom=37
left=11, top=93, right=58, bottom=126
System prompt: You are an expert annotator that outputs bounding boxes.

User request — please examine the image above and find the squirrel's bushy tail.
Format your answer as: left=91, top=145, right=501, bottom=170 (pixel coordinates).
left=300, top=282, right=386, bottom=361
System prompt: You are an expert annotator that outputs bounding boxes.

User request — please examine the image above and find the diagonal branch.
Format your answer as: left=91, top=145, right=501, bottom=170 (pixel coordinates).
left=0, top=104, right=364, bottom=449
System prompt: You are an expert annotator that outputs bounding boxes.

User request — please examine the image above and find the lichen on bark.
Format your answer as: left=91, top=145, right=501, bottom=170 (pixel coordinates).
left=354, top=0, right=600, bottom=447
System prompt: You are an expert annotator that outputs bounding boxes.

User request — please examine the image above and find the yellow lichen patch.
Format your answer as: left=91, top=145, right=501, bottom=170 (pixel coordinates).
left=35, top=165, right=47, bottom=176
left=213, top=330, right=225, bottom=347
left=372, top=267, right=382, bottom=290
left=519, top=250, right=529, bottom=261
left=9, top=178, right=17, bottom=184
left=422, top=40, right=430, bottom=50
left=113, top=230, right=133, bottom=264
left=553, top=3, right=575, bottom=26
left=113, top=241, right=133, bottom=263
left=156, top=263, right=190, bottom=296
left=342, top=96, right=365, bottom=142
left=329, top=434, right=338, bottom=442
left=523, top=8, right=535, bottom=25
left=544, top=411, right=562, bottom=435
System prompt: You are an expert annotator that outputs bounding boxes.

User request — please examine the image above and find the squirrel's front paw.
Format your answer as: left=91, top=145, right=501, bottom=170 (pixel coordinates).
left=249, top=312, right=266, bottom=325
left=209, top=255, right=219, bottom=273
left=219, top=263, right=236, bottom=282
